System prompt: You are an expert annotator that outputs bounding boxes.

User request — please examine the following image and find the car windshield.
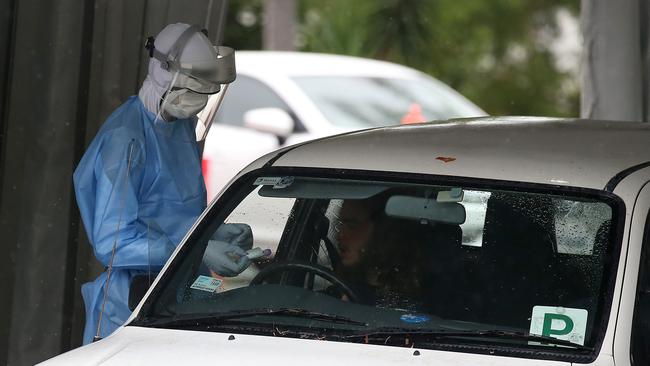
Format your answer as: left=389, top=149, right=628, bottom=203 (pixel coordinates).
left=136, top=173, right=618, bottom=355
left=291, top=76, right=485, bottom=128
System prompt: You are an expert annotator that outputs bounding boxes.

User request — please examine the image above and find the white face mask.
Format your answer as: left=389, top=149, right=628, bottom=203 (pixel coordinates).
left=161, top=88, right=209, bottom=120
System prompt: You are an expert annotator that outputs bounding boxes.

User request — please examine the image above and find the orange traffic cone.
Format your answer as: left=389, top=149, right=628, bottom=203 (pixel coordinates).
left=400, top=103, right=425, bottom=124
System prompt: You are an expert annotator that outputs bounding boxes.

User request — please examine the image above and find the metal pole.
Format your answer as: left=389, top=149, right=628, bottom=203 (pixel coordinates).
left=262, top=0, right=296, bottom=51
left=581, top=0, right=648, bottom=121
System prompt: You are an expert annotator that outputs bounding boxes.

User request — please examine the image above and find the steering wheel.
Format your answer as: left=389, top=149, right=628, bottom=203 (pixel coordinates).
left=250, top=261, right=360, bottom=303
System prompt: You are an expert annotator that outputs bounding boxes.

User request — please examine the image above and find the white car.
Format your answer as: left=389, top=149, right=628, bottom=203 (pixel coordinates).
left=42, top=117, right=650, bottom=365
left=200, top=51, right=485, bottom=199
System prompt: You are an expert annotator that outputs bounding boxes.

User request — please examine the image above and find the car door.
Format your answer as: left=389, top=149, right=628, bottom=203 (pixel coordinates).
left=610, top=167, right=650, bottom=366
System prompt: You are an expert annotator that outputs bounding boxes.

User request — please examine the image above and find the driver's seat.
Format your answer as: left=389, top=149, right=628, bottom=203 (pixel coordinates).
left=420, top=223, right=466, bottom=318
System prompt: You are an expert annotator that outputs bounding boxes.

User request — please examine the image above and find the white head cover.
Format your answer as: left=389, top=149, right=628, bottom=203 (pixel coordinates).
left=138, top=23, right=218, bottom=116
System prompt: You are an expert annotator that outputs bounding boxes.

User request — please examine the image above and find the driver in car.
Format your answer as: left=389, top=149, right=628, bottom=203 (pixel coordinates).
left=333, top=193, right=425, bottom=308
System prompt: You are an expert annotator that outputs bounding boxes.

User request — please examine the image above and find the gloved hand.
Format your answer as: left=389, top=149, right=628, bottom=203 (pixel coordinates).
left=203, top=239, right=252, bottom=277
left=212, top=223, right=253, bottom=251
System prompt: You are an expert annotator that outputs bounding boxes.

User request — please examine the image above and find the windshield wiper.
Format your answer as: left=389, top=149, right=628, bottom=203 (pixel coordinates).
left=144, top=308, right=367, bottom=328
left=339, top=328, right=592, bottom=351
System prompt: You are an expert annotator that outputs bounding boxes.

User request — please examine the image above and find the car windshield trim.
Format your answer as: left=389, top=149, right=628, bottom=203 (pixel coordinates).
left=133, top=167, right=625, bottom=363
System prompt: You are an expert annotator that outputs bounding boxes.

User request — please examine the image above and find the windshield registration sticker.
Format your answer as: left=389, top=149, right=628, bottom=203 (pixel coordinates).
left=190, top=275, right=223, bottom=293
left=254, top=177, right=282, bottom=186
left=253, top=176, right=294, bottom=188
left=529, top=306, right=588, bottom=346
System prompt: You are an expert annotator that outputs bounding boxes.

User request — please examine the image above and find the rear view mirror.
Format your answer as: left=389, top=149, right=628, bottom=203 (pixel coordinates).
left=244, top=108, right=294, bottom=138
left=385, top=195, right=466, bottom=225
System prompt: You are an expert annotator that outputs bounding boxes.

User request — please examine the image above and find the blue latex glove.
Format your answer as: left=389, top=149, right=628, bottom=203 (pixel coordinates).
left=203, top=240, right=251, bottom=277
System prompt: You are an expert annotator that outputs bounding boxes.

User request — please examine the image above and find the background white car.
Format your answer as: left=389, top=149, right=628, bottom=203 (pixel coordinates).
left=200, top=51, right=486, bottom=199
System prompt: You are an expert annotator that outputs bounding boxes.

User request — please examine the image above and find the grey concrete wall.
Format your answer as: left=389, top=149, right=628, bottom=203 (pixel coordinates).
left=0, top=2, right=17, bottom=365
left=0, top=1, right=227, bottom=364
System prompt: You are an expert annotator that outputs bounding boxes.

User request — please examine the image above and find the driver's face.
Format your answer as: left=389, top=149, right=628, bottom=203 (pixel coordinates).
left=336, top=201, right=374, bottom=267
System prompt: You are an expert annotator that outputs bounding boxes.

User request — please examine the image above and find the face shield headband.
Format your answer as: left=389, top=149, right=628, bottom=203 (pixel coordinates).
left=145, top=25, right=236, bottom=94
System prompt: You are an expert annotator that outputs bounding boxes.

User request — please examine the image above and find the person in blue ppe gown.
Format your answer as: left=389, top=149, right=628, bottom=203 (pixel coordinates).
left=73, top=23, right=244, bottom=344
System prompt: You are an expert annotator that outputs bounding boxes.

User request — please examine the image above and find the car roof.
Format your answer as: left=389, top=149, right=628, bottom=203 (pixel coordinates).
left=235, top=51, right=424, bottom=78
left=262, top=117, right=650, bottom=191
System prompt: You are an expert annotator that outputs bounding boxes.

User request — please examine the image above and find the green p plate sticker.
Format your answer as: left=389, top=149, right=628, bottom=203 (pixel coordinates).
left=529, top=306, right=588, bottom=346
left=190, top=275, right=223, bottom=293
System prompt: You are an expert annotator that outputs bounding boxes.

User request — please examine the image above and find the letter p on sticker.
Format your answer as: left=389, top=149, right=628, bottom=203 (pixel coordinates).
left=529, top=306, right=588, bottom=346
left=542, top=313, right=574, bottom=337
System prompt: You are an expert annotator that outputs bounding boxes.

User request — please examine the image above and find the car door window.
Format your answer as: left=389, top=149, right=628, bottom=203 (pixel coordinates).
left=291, top=76, right=484, bottom=128
left=222, top=186, right=296, bottom=253
left=631, top=209, right=650, bottom=365
left=215, top=75, right=306, bottom=132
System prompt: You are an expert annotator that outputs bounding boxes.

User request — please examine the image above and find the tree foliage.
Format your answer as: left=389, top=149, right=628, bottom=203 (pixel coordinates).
left=225, top=0, right=581, bottom=117
left=222, top=0, right=264, bottom=50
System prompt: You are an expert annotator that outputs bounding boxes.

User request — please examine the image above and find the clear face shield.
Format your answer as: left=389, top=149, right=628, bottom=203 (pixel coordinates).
left=145, top=25, right=236, bottom=140
left=193, top=46, right=235, bottom=141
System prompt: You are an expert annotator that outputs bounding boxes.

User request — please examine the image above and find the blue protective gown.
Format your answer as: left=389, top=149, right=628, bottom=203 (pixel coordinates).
left=74, top=96, right=207, bottom=344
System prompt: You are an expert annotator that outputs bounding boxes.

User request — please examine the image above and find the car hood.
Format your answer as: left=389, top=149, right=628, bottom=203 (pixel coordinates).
left=40, top=326, right=569, bottom=366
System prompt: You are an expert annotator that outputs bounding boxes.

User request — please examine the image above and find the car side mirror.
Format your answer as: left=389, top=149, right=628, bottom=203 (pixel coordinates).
left=243, top=108, right=294, bottom=139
